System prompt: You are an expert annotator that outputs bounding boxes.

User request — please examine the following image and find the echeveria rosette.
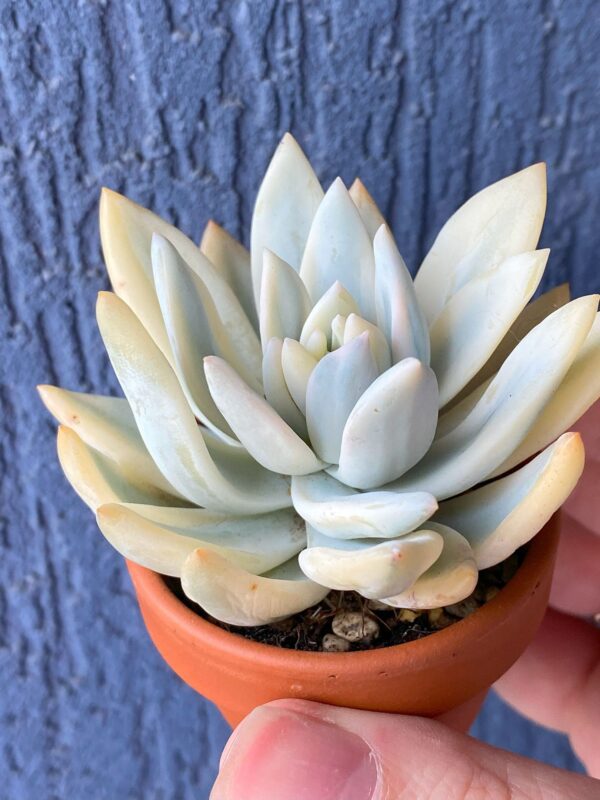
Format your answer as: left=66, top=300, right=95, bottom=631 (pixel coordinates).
left=39, top=133, right=600, bottom=627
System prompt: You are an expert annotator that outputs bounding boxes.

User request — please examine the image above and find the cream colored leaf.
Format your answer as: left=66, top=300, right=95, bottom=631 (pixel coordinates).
left=181, top=550, right=329, bottom=626
left=389, top=296, right=598, bottom=499
left=305, top=333, right=378, bottom=464
left=434, top=378, right=492, bottom=441
left=381, top=523, right=478, bottom=610
left=56, top=426, right=180, bottom=511
left=343, top=313, right=391, bottom=373
left=281, top=339, right=318, bottom=415
left=414, top=164, right=547, bottom=324
left=38, top=386, right=183, bottom=500
left=436, top=432, right=584, bottom=569
left=259, top=250, right=312, bottom=349
left=492, top=313, right=600, bottom=476
left=300, top=281, right=358, bottom=350
left=151, top=234, right=248, bottom=439
left=330, top=314, right=347, bottom=350
left=200, top=220, right=258, bottom=329
left=100, top=189, right=260, bottom=372
left=374, top=225, right=430, bottom=364
left=96, top=503, right=306, bottom=577
left=262, top=338, right=308, bottom=438
left=445, top=283, right=570, bottom=410
left=349, top=178, right=386, bottom=239
left=299, top=526, right=443, bottom=599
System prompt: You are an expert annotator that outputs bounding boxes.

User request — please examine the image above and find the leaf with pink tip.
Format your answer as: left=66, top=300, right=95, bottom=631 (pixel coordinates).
left=381, top=523, right=478, bottom=610
left=299, top=526, right=443, bottom=600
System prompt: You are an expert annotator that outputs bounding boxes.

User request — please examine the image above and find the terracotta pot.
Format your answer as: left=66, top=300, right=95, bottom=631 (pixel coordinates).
left=126, top=512, right=560, bottom=729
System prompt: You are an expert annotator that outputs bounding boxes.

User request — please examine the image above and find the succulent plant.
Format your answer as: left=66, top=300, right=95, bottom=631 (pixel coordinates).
left=40, top=134, right=600, bottom=628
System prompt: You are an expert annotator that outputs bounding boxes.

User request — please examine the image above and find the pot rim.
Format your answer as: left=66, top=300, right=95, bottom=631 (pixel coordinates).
left=127, top=512, right=559, bottom=672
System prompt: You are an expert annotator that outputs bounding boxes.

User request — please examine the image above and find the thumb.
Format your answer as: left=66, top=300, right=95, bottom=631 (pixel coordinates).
left=210, top=699, right=599, bottom=800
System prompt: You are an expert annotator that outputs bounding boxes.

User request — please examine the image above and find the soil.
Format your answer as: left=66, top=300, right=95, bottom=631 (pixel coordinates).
left=164, top=547, right=525, bottom=653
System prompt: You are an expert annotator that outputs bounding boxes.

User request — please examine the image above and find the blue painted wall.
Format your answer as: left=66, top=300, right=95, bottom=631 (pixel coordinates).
left=1, top=1, right=598, bottom=797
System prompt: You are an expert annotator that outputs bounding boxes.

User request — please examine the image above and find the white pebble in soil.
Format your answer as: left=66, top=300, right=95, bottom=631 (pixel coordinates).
left=444, top=597, right=479, bottom=618
left=331, top=611, right=380, bottom=643
left=367, top=599, right=390, bottom=611
left=321, top=633, right=351, bottom=652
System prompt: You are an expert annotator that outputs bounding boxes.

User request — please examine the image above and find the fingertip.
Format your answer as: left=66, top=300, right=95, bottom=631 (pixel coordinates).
left=213, top=703, right=379, bottom=800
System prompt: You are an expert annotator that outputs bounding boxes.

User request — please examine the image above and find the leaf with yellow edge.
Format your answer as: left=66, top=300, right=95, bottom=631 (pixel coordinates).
left=96, top=503, right=306, bottom=577
left=56, top=426, right=181, bottom=511
left=414, top=164, right=547, bottom=324
left=38, top=385, right=184, bottom=500
left=299, top=525, right=443, bottom=599
left=492, top=313, right=600, bottom=476
left=200, top=220, right=258, bottom=330
left=349, top=178, right=386, bottom=239
left=181, top=550, right=329, bottom=626
left=435, top=432, right=584, bottom=569
left=381, top=523, right=478, bottom=610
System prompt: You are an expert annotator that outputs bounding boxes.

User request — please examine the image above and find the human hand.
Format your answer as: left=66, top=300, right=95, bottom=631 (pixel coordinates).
left=210, top=404, right=600, bottom=799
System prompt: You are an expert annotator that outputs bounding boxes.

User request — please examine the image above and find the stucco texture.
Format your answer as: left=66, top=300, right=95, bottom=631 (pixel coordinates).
left=1, top=1, right=599, bottom=797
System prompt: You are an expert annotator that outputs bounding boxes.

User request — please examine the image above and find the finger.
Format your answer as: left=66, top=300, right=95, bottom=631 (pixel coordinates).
left=550, top=515, right=600, bottom=616
left=211, top=699, right=600, bottom=799
left=562, top=463, right=600, bottom=535
left=435, top=689, right=488, bottom=732
left=563, top=402, right=600, bottom=535
left=495, top=608, right=600, bottom=776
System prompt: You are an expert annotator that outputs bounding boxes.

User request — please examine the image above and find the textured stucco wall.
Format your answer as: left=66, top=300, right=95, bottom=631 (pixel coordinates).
left=1, top=1, right=599, bottom=797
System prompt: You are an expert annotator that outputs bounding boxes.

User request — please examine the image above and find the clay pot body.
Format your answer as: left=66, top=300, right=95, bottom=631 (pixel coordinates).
left=127, top=513, right=560, bottom=728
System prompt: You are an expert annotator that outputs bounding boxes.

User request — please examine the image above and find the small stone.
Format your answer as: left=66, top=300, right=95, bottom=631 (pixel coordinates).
left=397, top=609, right=418, bottom=623
left=367, top=599, right=391, bottom=611
left=332, top=611, right=380, bottom=643
left=321, top=633, right=351, bottom=652
left=428, top=607, right=454, bottom=629
left=485, top=586, right=500, bottom=603
left=444, top=596, right=479, bottom=619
